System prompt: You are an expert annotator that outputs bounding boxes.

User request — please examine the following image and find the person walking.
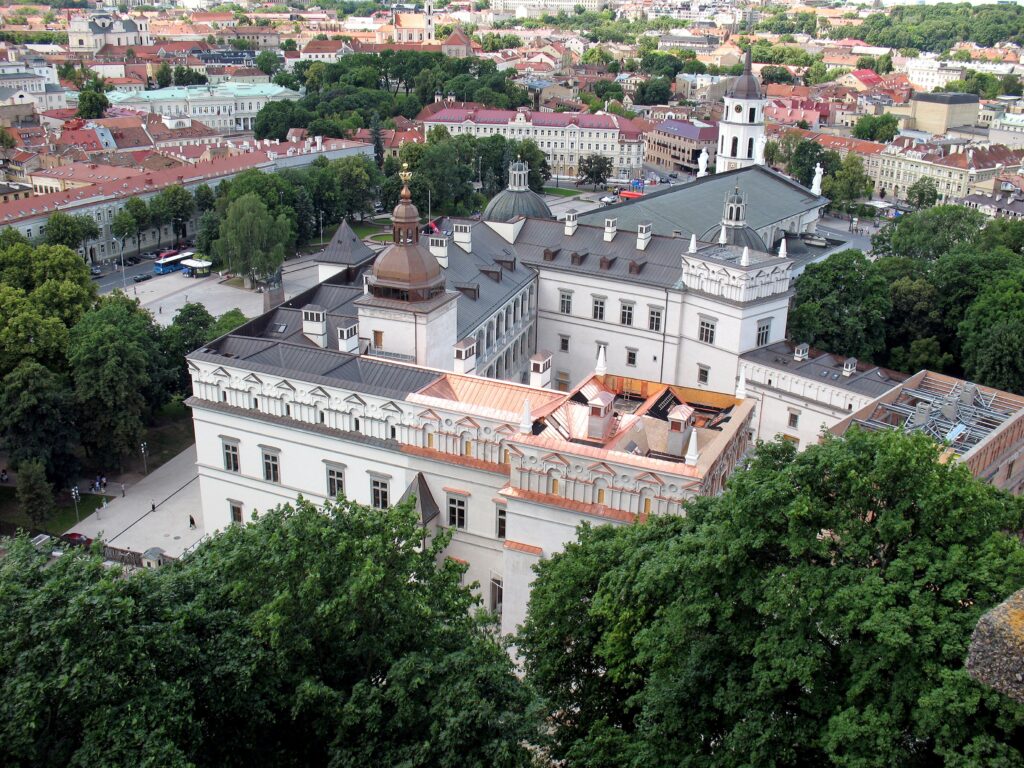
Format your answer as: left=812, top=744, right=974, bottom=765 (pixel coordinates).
left=151, top=500, right=156, bottom=513
left=120, top=482, right=125, bottom=498
left=189, top=515, right=196, bottom=530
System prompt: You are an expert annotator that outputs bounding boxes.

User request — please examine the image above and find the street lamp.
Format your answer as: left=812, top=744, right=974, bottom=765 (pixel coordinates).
left=140, top=441, right=148, bottom=475
left=70, top=486, right=80, bottom=523
left=319, top=210, right=324, bottom=246
left=116, top=234, right=127, bottom=291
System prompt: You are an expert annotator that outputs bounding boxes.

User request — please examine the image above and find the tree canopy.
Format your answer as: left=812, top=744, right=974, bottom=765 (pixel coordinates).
left=0, top=495, right=540, bottom=766
left=519, top=429, right=1024, bottom=767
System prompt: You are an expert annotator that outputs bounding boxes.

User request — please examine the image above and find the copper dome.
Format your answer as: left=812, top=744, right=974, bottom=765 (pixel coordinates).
left=368, top=165, right=445, bottom=302
left=726, top=49, right=762, bottom=101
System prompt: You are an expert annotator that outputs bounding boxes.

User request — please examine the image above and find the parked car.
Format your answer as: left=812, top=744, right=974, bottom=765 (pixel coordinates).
left=138, top=251, right=158, bottom=260
left=668, top=172, right=679, bottom=179
left=89, top=266, right=103, bottom=278
left=62, top=532, right=93, bottom=548
left=599, top=195, right=616, bottom=204
left=125, top=256, right=140, bottom=265
left=133, top=273, right=153, bottom=283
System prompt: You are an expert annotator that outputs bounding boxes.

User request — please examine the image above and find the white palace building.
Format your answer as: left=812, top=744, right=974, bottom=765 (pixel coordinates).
left=186, top=73, right=1024, bottom=634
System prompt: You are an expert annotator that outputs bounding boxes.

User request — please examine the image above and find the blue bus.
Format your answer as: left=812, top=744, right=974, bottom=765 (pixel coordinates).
left=153, top=251, right=192, bottom=275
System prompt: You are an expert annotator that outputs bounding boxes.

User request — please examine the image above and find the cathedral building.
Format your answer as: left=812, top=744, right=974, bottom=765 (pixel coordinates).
left=716, top=49, right=766, bottom=174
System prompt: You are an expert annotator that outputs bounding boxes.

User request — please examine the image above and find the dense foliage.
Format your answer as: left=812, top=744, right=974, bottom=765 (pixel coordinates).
left=788, top=209, right=1024, bottom=392
left=519, top=429, right=1024, bottom=767
left=857, top=3, right=1024, bottom=51
left=0, top=496, right=540, bottom=767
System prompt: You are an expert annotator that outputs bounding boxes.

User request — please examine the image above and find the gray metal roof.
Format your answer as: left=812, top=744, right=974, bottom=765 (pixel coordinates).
left=483, top=188, right=553, bottom=223
left=578, top=165, right=828, bottom=238
left=399, top=472, right=440, bottom=524
left=316, top=219, right=376, bottom=266
left=741, top=341, right=906, bottom=398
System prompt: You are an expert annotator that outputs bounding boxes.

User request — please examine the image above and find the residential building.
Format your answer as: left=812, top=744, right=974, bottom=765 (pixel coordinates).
left=876, top=137, right=1023, bottom=203
left=992, top=112, right=1024, bottom=149
left=422, top=106, right=644, bottom=179
left=903, top=58, right=968, bottom=91
left=674, top=73, right=734, bottom=103
left=960, top=190, right=1024, bottom=221
left=0, top=181, right=31, bottom=203
left=106, top=82, right=301, bottom=133
left=644, top=118, right=718, bottom=175
left=489, top=0, right=604, bottom=17
left=300, top=39, right=354, bottom=63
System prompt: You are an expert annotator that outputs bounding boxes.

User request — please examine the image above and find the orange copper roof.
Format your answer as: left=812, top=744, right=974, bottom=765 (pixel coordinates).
left=504, top=539, right=543, bottom=556
left=501, top=486, right=639, bottom=523
left=413, top=373, right=565, bottom=420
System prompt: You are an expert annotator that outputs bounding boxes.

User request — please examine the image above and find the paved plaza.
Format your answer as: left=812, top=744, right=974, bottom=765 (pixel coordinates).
left=72, top=445, right=206, bottom=558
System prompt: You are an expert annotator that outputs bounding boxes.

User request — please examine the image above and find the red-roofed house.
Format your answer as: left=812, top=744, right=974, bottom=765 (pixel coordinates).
left=838, top=69, right=883, bottom=92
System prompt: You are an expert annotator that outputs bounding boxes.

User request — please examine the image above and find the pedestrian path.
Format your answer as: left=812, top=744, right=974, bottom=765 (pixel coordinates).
left=72, top=445, right=206, bottom=558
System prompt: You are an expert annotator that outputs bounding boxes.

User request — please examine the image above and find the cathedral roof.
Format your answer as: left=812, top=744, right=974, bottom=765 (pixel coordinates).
left=483, top=160, right=554, bottom=223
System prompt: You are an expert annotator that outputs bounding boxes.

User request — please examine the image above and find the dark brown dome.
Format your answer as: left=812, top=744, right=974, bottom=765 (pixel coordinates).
left=726, top=49, right=762, bottom=100
left=368, top=165, right=445, bottom=302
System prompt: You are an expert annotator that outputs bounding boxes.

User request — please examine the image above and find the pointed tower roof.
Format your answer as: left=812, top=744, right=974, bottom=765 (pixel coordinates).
left=726, top=48, right=762, bottom=100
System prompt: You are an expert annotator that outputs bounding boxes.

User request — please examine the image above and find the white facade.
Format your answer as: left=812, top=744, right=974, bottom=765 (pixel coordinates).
left=716, top=87, right=765, bottom=172
left=68, top=14, right=153, bottom=54
left=107, top=84, right=301, bottom=133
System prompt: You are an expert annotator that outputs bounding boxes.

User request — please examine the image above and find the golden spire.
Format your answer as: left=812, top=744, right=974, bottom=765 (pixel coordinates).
left=399, top=162, right=412, bottom=200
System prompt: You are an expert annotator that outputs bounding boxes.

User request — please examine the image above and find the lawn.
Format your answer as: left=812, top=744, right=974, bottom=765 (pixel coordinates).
left=0, top=485, right=108, bottom=537
left=543, top=187, right=581, bottom=198
left=349, top=221, right=387, bottom=239
left=369, top=233, right=394, bottom=243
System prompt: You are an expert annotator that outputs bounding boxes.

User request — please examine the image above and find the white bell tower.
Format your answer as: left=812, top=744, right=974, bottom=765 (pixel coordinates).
left=716, top=49, right=766, bottom=174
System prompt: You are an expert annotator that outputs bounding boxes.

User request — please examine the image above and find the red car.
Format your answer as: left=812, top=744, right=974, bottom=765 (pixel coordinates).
left=62, top=532, right=93, bottom=548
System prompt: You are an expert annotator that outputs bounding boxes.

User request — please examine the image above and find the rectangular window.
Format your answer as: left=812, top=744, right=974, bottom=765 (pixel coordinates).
left=327, top=466, right=345, bottom=498
left=559, top=335, right=570, bottom=353
left=229, top=501, right=243, bottom=524
left=262, top=450, right=280, bottom=483
left=626, top=349, right=637, bottom=367
left=559, top=291, right=572, bottom=314
left=788, top=412, right=800, bottom=429
left=222, top=441, right=239, bottom=473
left=555, top=370, right=570, bottom=392
left=447, top=495, right=467, bottom=529
left=648, top=307, right=663, bottom=332
left=697, top=365, right=710, bottom=385
left=592, top=296, right=605, bottom=320
left=371, top=478, right=389, bottom=509
left=496, top=506, right=506, bottom=539
left=490, top=577, right=503, bottom=615
left=757, top=318, right=772, bottom=347
left=699, top=319, right=716, bottom=345
left=620, top=302, right=634, bottom=326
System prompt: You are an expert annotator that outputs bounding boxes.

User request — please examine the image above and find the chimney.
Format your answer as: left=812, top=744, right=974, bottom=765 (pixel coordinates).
left=688, top=233, right=697, bottom=254
left=428, top=234, right=448, bottom=267
left=636, top=221, right=652, bottom=251
left=530, top=351, right=552, bottom=388
left=453, top=337, right=476, bottom=374
left=684, top=426, right=700, bottom=465
left=453, top=222, right=471, bottom=251
left=338, top=322, right=358, bottom=353
left=794, top=342, right=809, bottom=361
left=519, top=398, right=533, bottom=435
left=603, top=217, right=617, bottom=242
left=302, top=306, right=327, bottom=348
left=564, top=209, right=578, bottom=236
left=842, top=357, right=857, bottom=377
left=735, top=365, right=747, bottom=398
left=666, top=403, right=694, bottom=456
left=595, top=344, right=607, bottom=377
left=587, top=391, right=615, bottom=440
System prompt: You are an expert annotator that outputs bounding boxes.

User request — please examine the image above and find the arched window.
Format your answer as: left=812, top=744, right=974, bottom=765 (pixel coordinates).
left=730, top=136, right=738, bottom=157
left=747, top=138, right=754, bottom=159
left=749, top=107, right=756, bottom=124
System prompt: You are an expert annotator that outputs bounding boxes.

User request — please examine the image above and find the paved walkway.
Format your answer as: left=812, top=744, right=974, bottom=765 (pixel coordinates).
left=72, top=445, right=206, bottom=558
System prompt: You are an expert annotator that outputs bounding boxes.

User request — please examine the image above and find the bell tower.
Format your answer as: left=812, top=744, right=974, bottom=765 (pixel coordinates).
left=716, top=49, right=766, bottom=174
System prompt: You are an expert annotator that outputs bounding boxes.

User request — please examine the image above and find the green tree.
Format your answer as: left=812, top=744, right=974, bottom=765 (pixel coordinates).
left=786, top=139, right=839, bottom=187
left=208, top=307, right=247, bottom=339
left=42, top=211, right=99, bottom=254
left=67, top=295, right=169, bottom=463
left=111, top=209, right=135, bottom=258
left=760, top=65, right=795, bottom=84
left=959, top=269, right=1024, bottom=393
left=156, top=184, right=195, bottom=243
left=155, top=61, right=172, bottom=88
left=519, top=429, right=1024, bottom=766
left=876, top=205, right=986, bottom=260
left=822, top=153, right=872, bottom=207
left=215, top=193, right=292, bottom=285
left=122, top=197, right=150, bottom=254
left=148, top=194, right=170, bottom=250
left=906, top=176, right=938, bottom=209
left=788, top=248, right=890, bottom=360
left=0, top=361, right=78, bottom=483
left=254, top=49, right=281, bottom=75
left=851, top=112, right=899, bottom=142
left=578, top=153, right=613, bottom=189
left=75, top=89, right=108, bottom=120
left=803, top=60, right=834, bottom=85
left=163, top=303, right=213, bottom=395
left=14, top=458, right=53, bottom=530
left=0, top=495, right=540, bottom=766
left=193, top=183, right=215, bottom=214
left=369, top=112, right=385, bottom=168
